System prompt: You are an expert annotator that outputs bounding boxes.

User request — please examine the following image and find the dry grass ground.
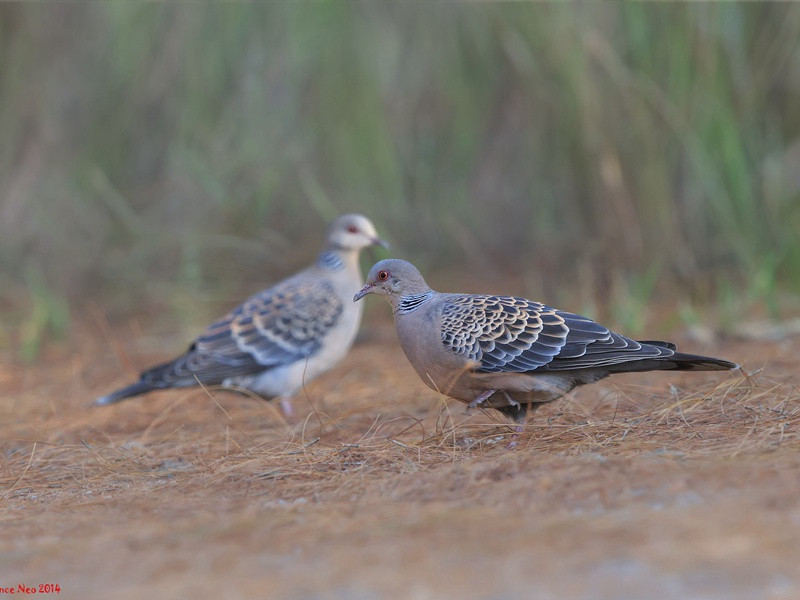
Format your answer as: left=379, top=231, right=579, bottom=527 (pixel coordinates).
left=2, top=318, right=799, bottom=600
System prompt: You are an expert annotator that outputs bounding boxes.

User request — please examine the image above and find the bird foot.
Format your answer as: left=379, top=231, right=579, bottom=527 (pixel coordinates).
left=506, top=423, right=525, bottom=450
left=468, top=389, right=496, bottom=409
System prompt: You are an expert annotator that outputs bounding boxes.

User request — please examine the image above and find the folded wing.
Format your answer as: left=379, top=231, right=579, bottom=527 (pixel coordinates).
left=139, top=278, right=344, bottom=387
left=440, top=295, right=671, bottom=374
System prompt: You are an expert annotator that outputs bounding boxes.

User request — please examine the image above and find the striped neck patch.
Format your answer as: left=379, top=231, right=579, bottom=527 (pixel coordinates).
left=317, top=251, right=345, bottom=271
left=397, top=291, right=434, bottom=314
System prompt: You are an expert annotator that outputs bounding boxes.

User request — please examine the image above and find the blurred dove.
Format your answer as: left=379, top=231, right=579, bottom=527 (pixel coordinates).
left=96, top=214, right=387, bottom=415
left=354, top=259, right=737, bottom=424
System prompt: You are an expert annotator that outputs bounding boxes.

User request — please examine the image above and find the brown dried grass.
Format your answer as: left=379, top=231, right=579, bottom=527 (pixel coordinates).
left=1, top=322, right=799, bottom=599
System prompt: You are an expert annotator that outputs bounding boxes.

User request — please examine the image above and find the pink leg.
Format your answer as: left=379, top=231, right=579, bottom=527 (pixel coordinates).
left=278, top=396, right=294, bottom=417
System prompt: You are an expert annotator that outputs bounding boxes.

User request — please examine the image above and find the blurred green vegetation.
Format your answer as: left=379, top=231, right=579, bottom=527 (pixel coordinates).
left=2, top=3, right=800, bottom=356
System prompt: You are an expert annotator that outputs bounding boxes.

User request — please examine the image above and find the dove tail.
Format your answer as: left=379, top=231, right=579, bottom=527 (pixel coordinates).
left=604, top=348, right=738, bottom=375
left=94, top=380, right=160, bottom=406
left=658, top=352, right=739, bottom=371
left=94, top=351, right=210, bottom=406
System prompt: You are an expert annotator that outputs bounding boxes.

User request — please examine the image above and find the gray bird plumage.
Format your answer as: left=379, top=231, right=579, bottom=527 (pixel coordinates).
left=96, top=214, right=387, bottom=414
left=354, top=259, right=738, bottom=423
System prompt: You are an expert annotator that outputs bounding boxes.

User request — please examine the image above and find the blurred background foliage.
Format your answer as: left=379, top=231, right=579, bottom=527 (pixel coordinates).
left=2, top=2, right=800, bottom=358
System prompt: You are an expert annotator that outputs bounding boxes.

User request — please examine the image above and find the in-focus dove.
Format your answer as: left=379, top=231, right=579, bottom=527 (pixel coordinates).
left=96, top=214, right=387, bottom=414
left=354, top=259, right=737, bottom=424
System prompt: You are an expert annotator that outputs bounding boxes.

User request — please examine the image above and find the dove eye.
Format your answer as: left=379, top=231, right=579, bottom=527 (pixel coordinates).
left=378, top=270, right=389, bottom=281
left=347, top=225, right=359, bottom=234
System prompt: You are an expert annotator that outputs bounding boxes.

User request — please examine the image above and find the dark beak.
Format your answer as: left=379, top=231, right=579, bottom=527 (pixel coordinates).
left=371, top=237, right=390, bottom=249
left=354, top=283, right=373, bottom=302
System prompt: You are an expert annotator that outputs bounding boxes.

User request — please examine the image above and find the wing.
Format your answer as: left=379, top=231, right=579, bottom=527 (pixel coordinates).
left=440, top=295, right=570, bottom=372
left=440, top=295, right=669, bottom=374
left=140, top=277, right=344, bottom=385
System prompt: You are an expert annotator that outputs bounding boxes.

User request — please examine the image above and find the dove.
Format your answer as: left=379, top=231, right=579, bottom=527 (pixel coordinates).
left=354, top=259, right=737, bottom=424
left=95, top=214, right=387, bottom=415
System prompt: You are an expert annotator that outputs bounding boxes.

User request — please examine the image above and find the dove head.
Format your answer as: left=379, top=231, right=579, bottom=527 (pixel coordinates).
left=354, top=259, right=432, bottom=304
left=327, top=214, right=388, bottom=252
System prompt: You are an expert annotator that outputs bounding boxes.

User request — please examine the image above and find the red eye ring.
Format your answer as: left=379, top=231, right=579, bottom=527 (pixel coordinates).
left=347, top=225, right=359, bottom=233
left=378, top=270, right=389, bottom=281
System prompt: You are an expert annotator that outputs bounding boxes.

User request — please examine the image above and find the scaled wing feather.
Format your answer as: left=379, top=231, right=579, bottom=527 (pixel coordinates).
left=197, top=278, right=343, bottom=368
left=440, top=296, right=673, bottom=374
left=139, top=279, right=344, bottom=386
